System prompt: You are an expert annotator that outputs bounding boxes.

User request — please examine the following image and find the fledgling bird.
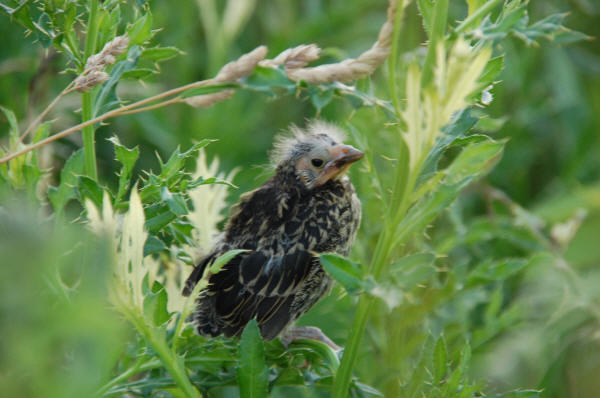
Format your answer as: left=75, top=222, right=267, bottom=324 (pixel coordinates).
left=182, top=121, right=363, bottom=345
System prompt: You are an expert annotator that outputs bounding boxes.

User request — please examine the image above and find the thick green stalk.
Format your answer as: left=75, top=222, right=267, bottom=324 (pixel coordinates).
left=82, top=0, right=100, bottom=180
left=81, top=93, right=97, bottom=180
left=333, top=224, right=398, bottom=397
left=331, top=295, right=373, bottom=397
left=332, top=5, right=409, bottom=395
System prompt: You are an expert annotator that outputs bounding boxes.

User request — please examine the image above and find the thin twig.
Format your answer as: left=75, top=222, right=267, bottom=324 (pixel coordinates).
left=0, top=78, right=217, bottom=164
left=117, top=97, right=185, bottom=116
left=1, top=45, right=268, bottom=164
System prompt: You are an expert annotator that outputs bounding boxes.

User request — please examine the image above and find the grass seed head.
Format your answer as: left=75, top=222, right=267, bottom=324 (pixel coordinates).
left=184, top=90, right=235, bottom=108
left=73, top=70, right=109, bottom=92
left=215, top=45, right=268, bottom=82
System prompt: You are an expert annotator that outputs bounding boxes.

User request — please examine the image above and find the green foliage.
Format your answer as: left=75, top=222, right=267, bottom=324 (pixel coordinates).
left=237, top=320, right=269, bottom=397
left=1, top=0, right=598, bottom=398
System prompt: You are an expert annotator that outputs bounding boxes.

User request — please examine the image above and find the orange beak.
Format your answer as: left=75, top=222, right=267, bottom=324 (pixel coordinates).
left=314, top=144, right=364, bottom=187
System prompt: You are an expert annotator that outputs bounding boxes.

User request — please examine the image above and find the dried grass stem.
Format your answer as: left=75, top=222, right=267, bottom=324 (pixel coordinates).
left=284, top=0, right=399, bottom=83
left=1, top=46, right=267, bottom=164
left=2, top=0, right=397, bottom=163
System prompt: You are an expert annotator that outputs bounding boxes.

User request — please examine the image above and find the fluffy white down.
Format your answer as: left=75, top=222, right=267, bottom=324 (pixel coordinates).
left=269, top=120, right=347, bottom=167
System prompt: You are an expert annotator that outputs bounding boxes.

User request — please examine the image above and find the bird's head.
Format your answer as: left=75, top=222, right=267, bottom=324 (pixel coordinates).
left=271, top=121, right=364, bottom=190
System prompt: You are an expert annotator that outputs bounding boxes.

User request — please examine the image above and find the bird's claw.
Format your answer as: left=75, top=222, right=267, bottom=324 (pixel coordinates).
left=281, top=326, right=342, bottom=351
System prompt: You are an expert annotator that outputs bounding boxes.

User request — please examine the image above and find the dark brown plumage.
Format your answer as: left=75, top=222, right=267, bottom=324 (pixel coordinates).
left=182, top=121, right=363, bottom=341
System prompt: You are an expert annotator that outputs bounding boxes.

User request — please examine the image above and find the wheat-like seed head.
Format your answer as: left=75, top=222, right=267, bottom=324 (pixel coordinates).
left=84, top=35, right=130, bottom=72
left=73, top=70, right=110, bottom=92
left=284, top=0, right=400, bottom=84
left=214, top=45, right=268, bottom=82
left=259, top=44, right=321, bottom=69
left=183, top=90, right=235, bottom=108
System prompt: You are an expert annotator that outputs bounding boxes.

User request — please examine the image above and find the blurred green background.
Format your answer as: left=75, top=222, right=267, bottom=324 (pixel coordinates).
left=1, top=0, right=599, bottom=397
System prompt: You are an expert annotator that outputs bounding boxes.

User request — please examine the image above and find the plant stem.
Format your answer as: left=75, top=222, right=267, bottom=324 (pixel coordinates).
left=82, top=92, right=98, bottom=179
left=82, top=0, right=101, bottom=180
left=96, top=359, right=161, bottom=396
left=421, top=0, right=448, bottom=87
left=455, top=0, right=503, bottom=34
left=333, top=227, right=395, bottom=397
left=332, top=6, right=409, bottom=395
left=130, top=314, right=201, bottom=398
left=118, top=97, right=183, bottom=116
left=0, top=79, right=226, bottom=164
left=388, top=0, right=405, bottom=115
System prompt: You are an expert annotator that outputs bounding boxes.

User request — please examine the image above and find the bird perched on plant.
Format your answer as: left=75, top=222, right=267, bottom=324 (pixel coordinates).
left=183, top=121, right=363, bottom=346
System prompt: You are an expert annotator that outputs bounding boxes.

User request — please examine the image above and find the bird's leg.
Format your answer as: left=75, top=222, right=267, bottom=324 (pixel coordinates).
left=281, top=326, right=342, bottom=351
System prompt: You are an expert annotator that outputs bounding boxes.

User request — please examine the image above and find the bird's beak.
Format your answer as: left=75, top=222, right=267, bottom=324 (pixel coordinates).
left=314, top=144, right=364, bottom=187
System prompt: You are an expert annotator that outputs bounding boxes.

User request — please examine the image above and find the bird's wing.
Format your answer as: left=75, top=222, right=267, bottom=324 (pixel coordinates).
left=207, top=249, right=319, bottom=339
left=182, top=252, right=216, bottom=297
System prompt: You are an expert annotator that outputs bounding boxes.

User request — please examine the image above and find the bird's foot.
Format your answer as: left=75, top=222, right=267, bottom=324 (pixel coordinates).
left=281, top=326, right=341, bottom=351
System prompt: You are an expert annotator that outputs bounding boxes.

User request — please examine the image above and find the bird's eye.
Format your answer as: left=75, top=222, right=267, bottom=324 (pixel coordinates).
left=311, top=158, right=324, bottom=168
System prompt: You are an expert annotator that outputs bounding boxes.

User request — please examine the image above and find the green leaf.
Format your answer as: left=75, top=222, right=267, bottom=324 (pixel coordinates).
left=48, top=150, right=85, bottom=214
left=467, top=3, right=590, bottom=46
left=0, top=105, right=19, bottom=140
left=236, top=319, right=268, bottom=398
left=113, top=137, right=139, bottom=173
left=143, top=280, right=170, bottom=327
left=76, top=175, right=105, bottom=209
left=405, top=334, right=435, bottom=398
left=396, top=139, right=504, bottom=246
left=445, top=342, right=472, bottom=393
left=308, top=86, right=334, bottom=111
left=142, top=46, right=183, bottom=62
left=421, top=0, right=448, bottom=86
left=161, top=186, right=188, bottom=215
left=419, top=108, right=479, bottom=183
left=352, top=381, right=384, bottom=397
left=32, top=121, right=51, bottom=143
left=389, top=253, right=436, bottom=290
left=144, top=205, right=177, bottom=234
left=127, top=12, right=153, bottom=45
left=479, top=55, right=504, bottom=84
left=330, top=82, right=395, bottom=116
left=0, top=1, right=35, bottom=31
left=157, top=139, right=213, bottom=183
left=143, top=235, right=167, bottom=256
left=121, top=68, right=157, bottom=80
left=35, top=12, right=53, bottom=48
left=273, top=367, right=304, bottom=386
left=516, top=12, right=592, bottom=45
left=108, top=136, right=139, bottom=203
left=210, top=249, right=249, bottom=274
left=467, top=258, right=529, bottom=287
left=242, top=65, right=296, bottom=97
left=444, top=138, right=505, bottom=186
left=433, top=336, right=448, bottom=384
left=416, top=0, right=434, bottom=37
left=319, top=253, right=365, bottom=295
